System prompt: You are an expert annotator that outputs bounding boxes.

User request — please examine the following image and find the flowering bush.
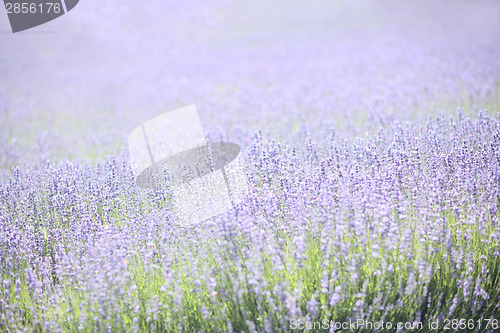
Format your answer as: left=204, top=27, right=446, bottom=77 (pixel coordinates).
left=1, top=1, right=500, bottom=332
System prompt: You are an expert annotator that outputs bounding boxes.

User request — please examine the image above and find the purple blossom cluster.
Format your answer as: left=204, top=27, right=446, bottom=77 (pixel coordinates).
left=1, top=109, right=499, bottom=331
left=1, top=1, right=500, bottom=332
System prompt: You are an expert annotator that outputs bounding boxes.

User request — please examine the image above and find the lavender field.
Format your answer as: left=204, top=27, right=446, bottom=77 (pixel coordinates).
left=1, top=1, right=500, bottom=332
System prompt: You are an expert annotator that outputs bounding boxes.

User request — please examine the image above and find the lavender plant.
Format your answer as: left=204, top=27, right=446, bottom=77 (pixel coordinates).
left=1, top=108, right=499, bottom=332
left=1, top=1, right=500, bottom=332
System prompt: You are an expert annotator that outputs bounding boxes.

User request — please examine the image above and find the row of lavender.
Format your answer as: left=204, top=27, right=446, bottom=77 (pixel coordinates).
left=1, top=1, right=500, bottom=330
left=1, top=37, right=499, bottom=177
left=1, top=108, right=499, bottom=331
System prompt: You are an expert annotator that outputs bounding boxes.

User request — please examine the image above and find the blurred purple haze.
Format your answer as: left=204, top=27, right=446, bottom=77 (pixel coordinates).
left=0, top=0, right=499, bottom=162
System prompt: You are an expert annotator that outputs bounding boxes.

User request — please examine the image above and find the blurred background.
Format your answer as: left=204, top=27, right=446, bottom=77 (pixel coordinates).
left=1, top=0, right=499, bottom=170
